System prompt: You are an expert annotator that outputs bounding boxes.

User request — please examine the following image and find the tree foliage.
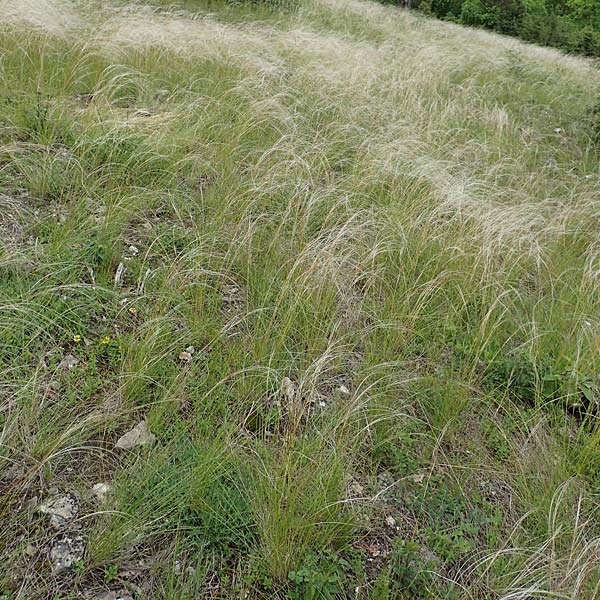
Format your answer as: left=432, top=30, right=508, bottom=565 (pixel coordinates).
left=400, top=0, right=600, bottom=56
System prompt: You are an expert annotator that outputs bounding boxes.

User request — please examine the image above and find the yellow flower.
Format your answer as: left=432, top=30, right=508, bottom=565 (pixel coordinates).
left=128, top=306, right=137, bottom=315
left=73, top=335, right=81, bottom=343
left=100, top=335, right=111, bottom=345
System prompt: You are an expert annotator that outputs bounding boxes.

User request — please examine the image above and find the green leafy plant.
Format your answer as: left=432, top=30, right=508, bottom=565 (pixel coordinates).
left=385, top=539, right=461, bottom=599
left=73, top=560, right=86, bottom=575
left=483, top=418, right=511, bottom=462
left=104, top=564, right=119, bottom=584
left=288, top=551, right=350, bottom=600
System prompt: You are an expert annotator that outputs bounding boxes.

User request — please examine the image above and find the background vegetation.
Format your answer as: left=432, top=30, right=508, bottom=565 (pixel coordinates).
left=394, top=0, right=600, bottom=57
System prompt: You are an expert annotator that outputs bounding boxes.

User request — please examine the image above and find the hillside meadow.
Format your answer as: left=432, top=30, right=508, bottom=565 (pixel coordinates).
left=0, top=0, right=600, bottom=598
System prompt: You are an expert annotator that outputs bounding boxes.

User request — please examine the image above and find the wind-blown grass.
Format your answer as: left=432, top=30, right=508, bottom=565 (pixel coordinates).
left=0, top=0, right=599, bottom=598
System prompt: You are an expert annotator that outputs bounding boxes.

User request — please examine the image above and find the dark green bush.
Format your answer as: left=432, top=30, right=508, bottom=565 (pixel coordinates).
left=593, top=97, right=600, bottom=141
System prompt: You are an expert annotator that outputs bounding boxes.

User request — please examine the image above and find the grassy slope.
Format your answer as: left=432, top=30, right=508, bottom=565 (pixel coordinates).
left=0, top=0, right=599, bottom=598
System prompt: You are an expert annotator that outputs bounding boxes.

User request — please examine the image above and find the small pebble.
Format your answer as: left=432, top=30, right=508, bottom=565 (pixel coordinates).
left=92, top=483, right=111, bottom=503
left=281, top=377, right=296, bottom=401
left=58, top=355, right=79, bottom=370
left=115, top=420, right=155, bottom=450
left=50, top=534, right=85, bottom=572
